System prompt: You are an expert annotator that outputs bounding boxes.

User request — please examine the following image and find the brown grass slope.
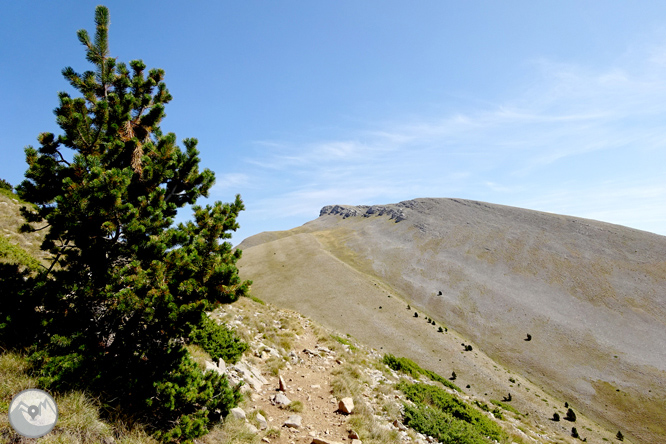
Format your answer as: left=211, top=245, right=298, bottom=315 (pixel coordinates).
left=0, top=189, right=49, bottom=269
left=238, top=197, right=666, bottom=444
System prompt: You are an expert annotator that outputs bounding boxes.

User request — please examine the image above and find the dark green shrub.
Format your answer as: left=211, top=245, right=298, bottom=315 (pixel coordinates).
left=0, top=178, right=13, bottom=192
left=490, top=399, right=520, bottom=416
left=571, top=427, right=579, bottom=438
left=189, top=316, right=248, bottom=364
left=403, top=403, right=493, bottom=444
left=414, top=312, right=419, bottom=317
left=383, top=354, right=460, bottom=392
left=566, top=408, right=577, bottom=422
left=450, top=371, right=457, bottom=380
left=438, top=326, right=444, bottom=333
left=553, top=412, right=560, bottom=421
left=616, top=431, right=624, bottom=441
left=399, top=382, right=505, bottom=443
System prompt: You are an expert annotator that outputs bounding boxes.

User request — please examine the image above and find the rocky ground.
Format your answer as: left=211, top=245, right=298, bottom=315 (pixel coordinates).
left=197, top=296, right=617, bottom=444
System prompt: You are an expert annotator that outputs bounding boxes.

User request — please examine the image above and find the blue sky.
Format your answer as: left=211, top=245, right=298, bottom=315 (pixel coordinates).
left=2, top=2, right=666, bottom=244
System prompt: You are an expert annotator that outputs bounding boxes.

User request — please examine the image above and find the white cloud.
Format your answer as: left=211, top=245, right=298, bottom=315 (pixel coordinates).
left=233, top=39, right=666, bottom=240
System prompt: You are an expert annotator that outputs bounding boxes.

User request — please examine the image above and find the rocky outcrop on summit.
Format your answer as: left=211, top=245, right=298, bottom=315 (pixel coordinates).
left=319, top=204, right=406, bottom=222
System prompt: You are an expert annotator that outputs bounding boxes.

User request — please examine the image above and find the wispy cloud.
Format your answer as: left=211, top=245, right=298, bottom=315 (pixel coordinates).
left=230, top=41, right=666, bottom=243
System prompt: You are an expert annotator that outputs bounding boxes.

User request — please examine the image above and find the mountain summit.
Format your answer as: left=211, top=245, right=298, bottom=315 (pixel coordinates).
left=238, top=198, right=666, bottom=443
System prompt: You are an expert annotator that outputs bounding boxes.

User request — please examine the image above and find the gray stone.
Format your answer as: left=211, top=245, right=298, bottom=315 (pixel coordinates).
left=246, top=423, right=258, bottom=434
left=338, top=397, right=354, bottom=414
left=273, top=393, right=291, bottom=406
left=230, top=407, right=246, bottom=420
left=283, top=414, right=302, bottom=428
left=256, top=412, right=268, bottom=430
left=278, top=374, right=287, bottom=391
left=205, top=360, right=224, bottom=375
left=312, top=438, right=343, bottom=444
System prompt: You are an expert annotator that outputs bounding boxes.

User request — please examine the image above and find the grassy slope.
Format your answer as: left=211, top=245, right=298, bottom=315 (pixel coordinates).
left=0, top=188, right=49, bottom=270
left=237, top=199, right=665, bottom=443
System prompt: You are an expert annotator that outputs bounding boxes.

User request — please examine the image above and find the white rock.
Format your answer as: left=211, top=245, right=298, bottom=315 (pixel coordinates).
left=230, top=407, right=246, bottom=420
left=338, top=397, right=354, bottom=414
left=312, top=438, right=344, bottom=444
left=256, top=412, right=268, bottom=430
left=283, top=415, right=302, bottom=428
left=273, top=393, right=291, bottom=406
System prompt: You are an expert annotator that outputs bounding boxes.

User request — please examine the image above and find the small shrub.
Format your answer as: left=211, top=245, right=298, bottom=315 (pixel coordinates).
left=490, top=399, right=520, bottom=416
left=414, top=312, right=419, bottom=318
left=616, top=431, right=624, bottom=441
left=287, top=401, right=303, bottom=412
left=189, top=316, right=249, bottom=364
left=331, top=334, right=357, bottom=352
left=450, top=371, right=457, bottom=381
left=382, top=354, right=460, bottom=392
left=565, top=408, right=577, bottom=422
left=552, top=412, right=560, bottom=421
left=572, top=427, right=579, bottom=438
left=399, top=382, right=506, bottom=443
left=265, top=428, right=281, bottom=439
left=438, top=326, right=444, bottom=333
left=0, top=178, right=13, bottom=192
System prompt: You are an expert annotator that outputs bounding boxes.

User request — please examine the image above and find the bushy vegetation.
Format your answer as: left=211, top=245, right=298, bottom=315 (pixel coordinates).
left=0, top=178, right=13, bottom=192
left=0, top=6, right=249, bottom=442
left=398, top=382, right=506, bottom=444
left=490, top=399, right=521, bottom=416
left=383, top=354, right=461, bottom=392
left=0, top=236, right=42, bottom=270
left=189, top=316, right=248, bottom=364
left=331, top=334, right=358, bottom=351
left=566, top=408, right=577, bottom=422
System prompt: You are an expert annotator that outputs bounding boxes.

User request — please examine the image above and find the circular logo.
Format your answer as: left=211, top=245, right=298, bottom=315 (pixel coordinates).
left=8, top=389, right=58, bottom=438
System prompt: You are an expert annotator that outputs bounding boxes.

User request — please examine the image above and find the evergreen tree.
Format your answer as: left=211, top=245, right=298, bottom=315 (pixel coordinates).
left=566, top=408, right=577, bottom=422
left=1, top=6, right=249, bottom=442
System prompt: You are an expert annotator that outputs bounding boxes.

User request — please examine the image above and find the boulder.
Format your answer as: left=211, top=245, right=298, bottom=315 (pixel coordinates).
left=283, top=415, right=302, bottom=428
left=230, top=407, right=246, bottom=421
left=273, top=393, right=291, bottom=406
left=338, top=397, right=354, bottom=414
left=205, top=360, right=224, bottom=376
left=312, top=438, right=343, bottom=444
left=256, top=412, right=268, bottom=430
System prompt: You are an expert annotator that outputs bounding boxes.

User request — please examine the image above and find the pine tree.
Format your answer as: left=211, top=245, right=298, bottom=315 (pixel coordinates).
left=1, top=6, right=249, bottom=441
left=566, top=408, right=577, bottom=422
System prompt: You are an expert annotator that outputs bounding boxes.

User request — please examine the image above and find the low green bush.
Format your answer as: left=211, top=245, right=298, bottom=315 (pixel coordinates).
left=382, top=354, right=460, bottom=392
left=403, top=404, right=493, bottom=444
left=398, top=382, right=506, bottom=444
left=490, top=399, right=521, bottom=416
left=189, top=316, right=248, bottom=364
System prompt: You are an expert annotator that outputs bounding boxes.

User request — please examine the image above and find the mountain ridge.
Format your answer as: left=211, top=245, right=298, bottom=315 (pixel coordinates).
left=238, top=197, right=666, bottom=443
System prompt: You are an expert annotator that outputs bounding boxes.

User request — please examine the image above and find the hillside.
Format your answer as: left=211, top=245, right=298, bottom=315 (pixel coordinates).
left=237, top=198, right=666, bottom=444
